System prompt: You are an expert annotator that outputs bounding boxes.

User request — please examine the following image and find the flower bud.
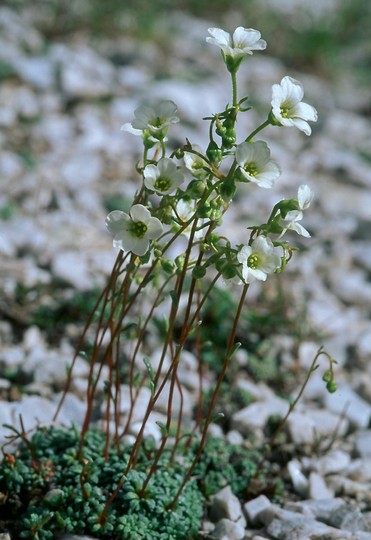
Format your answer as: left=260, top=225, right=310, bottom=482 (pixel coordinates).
left=187, top=179, right=207, bottom=198
left=220, top=178, right=236, bottom=200
left=222, top=127, right=236, bottom=149
left=326, top=380, right=337, bottom=393
left=322, top=370, right=332, bottom=383
left=175, top=255, right=186, bottom=271
left=206, top=141, right=223, bottom=165
left=197, top=202, right=211, bottom=218
left=192, top=265, right=207, bottom=280
left=161, top=258, right=175, bottom=274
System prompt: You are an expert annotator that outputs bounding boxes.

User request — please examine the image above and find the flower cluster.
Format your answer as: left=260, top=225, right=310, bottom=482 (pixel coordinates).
left=106, top=25, right=317, bottom=289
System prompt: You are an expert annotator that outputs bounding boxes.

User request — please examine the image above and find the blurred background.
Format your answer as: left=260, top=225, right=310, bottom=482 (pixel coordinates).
left=1, top=0, right=371, bottom=362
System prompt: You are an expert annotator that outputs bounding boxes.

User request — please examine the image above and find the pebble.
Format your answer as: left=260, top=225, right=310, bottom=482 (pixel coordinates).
left=325, top=384, right=371, bottom=429
left=210, top=486, right=246, bottom=527
left=308, top=471, right=334, bottom=499
left=355, top=430, right=371, bottom=458
left=287, top=459, right=309, bottom=497
left=211, top=518, right=246, bottom=540
left=243, top=495, right=273, bottom=526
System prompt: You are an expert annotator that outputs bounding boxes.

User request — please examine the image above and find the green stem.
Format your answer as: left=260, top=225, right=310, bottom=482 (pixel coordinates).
left=231, top=70, right=238, bottom=107
left=245, top=119, right=271, bottom=142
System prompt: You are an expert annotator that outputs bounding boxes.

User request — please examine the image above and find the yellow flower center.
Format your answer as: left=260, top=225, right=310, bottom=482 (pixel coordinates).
left=154, top=176, right=171, bottom=192
left=150, top=116, right=163, bottom=128
left=248, top=253, right=260, bottom=269
left=130, top=221, right=148, bottom=238
left=244, top=162, right=258, bottom=177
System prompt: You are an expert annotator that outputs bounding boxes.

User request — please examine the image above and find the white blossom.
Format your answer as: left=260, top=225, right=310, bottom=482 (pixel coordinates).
left=279, top=184, right=314, bottom=238
left=173, top=199, right=205, bottom=239
left=237, top=236, right=281, bottom=283
left=298, top=184, right=314, bottom=210
left=236, top=141, right=281, bottom=189
left=206, top=27, right=266, bottom=59
left=121, top=100, right=179, bottom=139
left=184, top=145, right=209, bottom=178
left=144, top=158, right=184, bottom=195
left=279, top=210, right=310, bottom=238
left=106, top=205, right=163, bottom=256
left=271, top=76, right=318, bottom=136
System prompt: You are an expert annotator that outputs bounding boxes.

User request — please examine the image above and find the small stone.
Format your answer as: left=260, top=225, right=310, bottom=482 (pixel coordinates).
left=58, top=45, right=116, bottom=99
left=207, top=423, right=224, bottom=438
left=287, top=459, right=309, bottom=497
left=298, top=341, right=320, bottom=369
left=328, top=476, right=371, bottom=503
left=243, top=495, right=272, bottom=526
left=226, top=430, right=244, bottom=445
left=0, top=345, right=24, bottom=369
left=329, top=504, right=370, bottom=532
left=345, top=458, right=371, bottom=482
left=231, top=396, right=289, bottom=435
left=0, top=401, right=13, bottom=445
left=306, top=409, right=349, bottom=438
left=355, top=430, right=371, bottom=457
left=211, top=518, right=245, bottom=540
left=117, top=384, right=151, bottom=424
left=129, top=420, right=162, bottom=442
left=231, top=402, right=269, bottom=434
left=266, top=515, right=352, bottom=539
left=308, top=471, right=334, bottom=499
left=325, top=384, right=371, bottom=429
left=210, top=486, right=246, bottom=527
left=154, top=380, right=193, bottom=417
left=51, top=251, right=92, bottom=290
left=287, top=411, right=316, bottom=445
left=53, top=392, right=86, bottom=426
left=284, top=498, right=345, bottom=521
left=13, top=56, right=55, bottom=90
left=313, top=449, right=352, bottom=475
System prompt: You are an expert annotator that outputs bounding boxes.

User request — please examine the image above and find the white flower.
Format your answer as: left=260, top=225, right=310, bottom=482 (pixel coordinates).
left=144, top=158, right=184, bottom=195
left=298, top=184, right=314, bottom=210
left=236, top=141, right=281, bottom=189
left=206, top=27, right=266, bottom=59
left=278, top=210, right=310, bottom=238
left=106, top=204, right=163, bottom=256
left=121, top=100, right=179, bottom=138
left=271, top=76, right=318, bottom=136
left=237, top=236, right=281, bottom=284
left=278, top=184, right=314, bottom=238
left=173, top=199, right=205, bottom=239
left=184, top=145, right=209, bottom=178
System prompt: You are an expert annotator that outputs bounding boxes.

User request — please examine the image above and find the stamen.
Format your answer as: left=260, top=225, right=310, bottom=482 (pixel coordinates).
left=248, top=254, right=260, bottom=269
left=154, top=177, right=171, bottom=192
left=130, top=221, right=148, bottom=238
left=244, top=162, right=258, bottom=177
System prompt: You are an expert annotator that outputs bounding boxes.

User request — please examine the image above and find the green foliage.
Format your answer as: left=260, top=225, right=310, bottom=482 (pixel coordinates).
left=193, top=436, right=260, bottom=498
left=0, top=427, right=204, bottom=539
left=0, top=427, right=269, bottom=538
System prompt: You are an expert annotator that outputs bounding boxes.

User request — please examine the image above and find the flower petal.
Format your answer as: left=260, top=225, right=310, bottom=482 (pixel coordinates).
left=129, top=204, right=152, bottom=223
left=147, top=217, right=164, bottom=240
left=105, top=210, right=130, bottom=234
left=298, top=184, right=314, bottom=210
